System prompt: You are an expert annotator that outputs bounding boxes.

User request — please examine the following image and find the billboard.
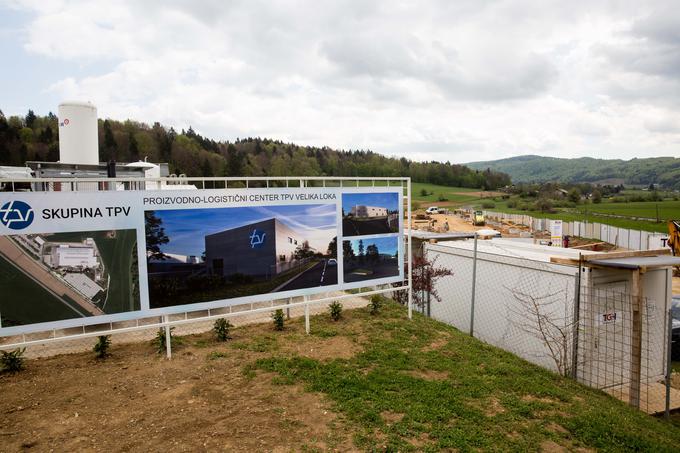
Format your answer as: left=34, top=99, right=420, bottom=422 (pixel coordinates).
left=0, top=187, right=403, bottom=335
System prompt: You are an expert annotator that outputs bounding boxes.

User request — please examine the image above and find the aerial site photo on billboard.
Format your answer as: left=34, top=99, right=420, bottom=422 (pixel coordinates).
left=145, top=203, right=339, bottom=308
left=0, top=228, right=141, bottom=328
left=342, top=192, right=400, bottom=236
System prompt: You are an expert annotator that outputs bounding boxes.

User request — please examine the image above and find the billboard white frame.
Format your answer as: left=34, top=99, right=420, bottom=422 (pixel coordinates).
left=0, top=176, right=412, bottom=348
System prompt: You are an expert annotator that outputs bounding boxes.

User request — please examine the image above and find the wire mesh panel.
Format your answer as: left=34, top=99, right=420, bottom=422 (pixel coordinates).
left=576, top=287, right=668, bottom=413
left=426, top=242, right=577, bottom=375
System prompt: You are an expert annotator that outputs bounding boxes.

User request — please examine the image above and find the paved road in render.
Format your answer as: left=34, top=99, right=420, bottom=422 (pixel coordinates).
left=278, top=260, right=338, bottom=291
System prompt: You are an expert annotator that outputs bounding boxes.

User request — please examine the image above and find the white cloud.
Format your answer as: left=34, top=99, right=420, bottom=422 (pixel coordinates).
left=4, top=0, right=680, bottom=162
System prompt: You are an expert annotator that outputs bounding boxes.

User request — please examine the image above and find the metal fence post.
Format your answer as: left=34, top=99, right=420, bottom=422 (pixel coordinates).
left=304, top=297, right=310, bottom=334
left=164, top=315, right=172, bottom=359
left=666, top=308, right=673, bottom=420
left=470, top=232, right=478, bottom=336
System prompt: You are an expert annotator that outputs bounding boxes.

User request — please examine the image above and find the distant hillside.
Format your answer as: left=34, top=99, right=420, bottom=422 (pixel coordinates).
left=467, top=155, right=680, bottom=190
left=0, top=108, right=510, bottom=190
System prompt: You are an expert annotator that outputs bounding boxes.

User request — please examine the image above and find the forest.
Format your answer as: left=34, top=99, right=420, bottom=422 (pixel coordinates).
left=0, top=109, right=510, bottom=189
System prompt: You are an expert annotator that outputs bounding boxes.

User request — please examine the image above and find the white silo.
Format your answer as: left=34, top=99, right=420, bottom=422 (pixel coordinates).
left=58, top=101, right=99, bottom=165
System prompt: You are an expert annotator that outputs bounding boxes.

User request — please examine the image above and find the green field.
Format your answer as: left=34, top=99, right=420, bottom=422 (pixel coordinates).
left=0, top=256, right=86, bottom=328
left=576, top=200, right=680, bottom=221
left=473, top=199, right=676, bottom=233
left=412, top=182, right=489, bottom=204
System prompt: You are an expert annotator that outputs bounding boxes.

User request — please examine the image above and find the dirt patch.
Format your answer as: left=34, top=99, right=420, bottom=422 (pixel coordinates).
left=0, top=323, right=354, bottom=452
left=541, top=440, right=568, bottom=452
left=422, top=337, right=449, bottom=351
left=381, top=410, right=404, bottom=425
left=467, top=396, right=506, bottom=417
left=522, top=395, right=560, bottom=405
left=405, top=369, right=450, bottom=381
left=283, top=335, right=361, bottom=360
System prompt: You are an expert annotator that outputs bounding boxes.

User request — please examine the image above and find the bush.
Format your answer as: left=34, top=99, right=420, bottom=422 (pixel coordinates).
left=329, top=301, right=343, bottom=321
left=507, top=199, right=518, bottom=208
left=369, top=295, right=384, bottom=315
left=154, top=327, right=176, bottom=354
left=419, top=188, right=429, bottom=197
left=213, top=318, right=233, bottom=341
left=437, top=193, right=448, bottom=202
left=93, top=335, right=111, bottom=359
left=1, top=348, right=26, bottom=373
left=272, top=309, right=285, bottom=331
left=481, top=201, right=495, bottom=209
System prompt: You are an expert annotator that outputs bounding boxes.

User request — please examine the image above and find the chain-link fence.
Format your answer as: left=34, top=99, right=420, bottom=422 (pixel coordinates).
left=424, top=239, right=677, bottom=416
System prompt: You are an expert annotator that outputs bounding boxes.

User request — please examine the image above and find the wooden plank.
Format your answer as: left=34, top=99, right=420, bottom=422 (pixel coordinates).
left=581, top=248, right=670, bottom=262
left=569, top=241, right=607, bottom=250
left=549, top=256, right=580, bottom=266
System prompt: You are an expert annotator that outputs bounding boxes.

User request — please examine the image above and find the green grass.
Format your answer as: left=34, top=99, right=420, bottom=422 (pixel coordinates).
left=412, top=182, right=488, bottom=205
left=252, top=302, right=680, bottom=451
left=474, top=199, right=674, bottom=233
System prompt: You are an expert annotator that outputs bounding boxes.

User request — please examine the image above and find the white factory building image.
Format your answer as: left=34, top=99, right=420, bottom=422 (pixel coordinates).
left=350, top=205, right=388, bottom=218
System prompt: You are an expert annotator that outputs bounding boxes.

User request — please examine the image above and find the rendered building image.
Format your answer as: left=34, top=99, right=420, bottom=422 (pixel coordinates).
left=350, top=205, right=388, bottom=218
left=205, top=218, right=310, bottom=278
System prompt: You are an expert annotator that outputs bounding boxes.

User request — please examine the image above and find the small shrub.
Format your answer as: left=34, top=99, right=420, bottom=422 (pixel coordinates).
left=329, top=301, right=343, bottom=321
left=93, top=335, right=111, bottom=359
left=369, top=295, right=383, bottom=315
left=507, top=199, right=518, bottom=208
left=154, top=327, right=176, bottom=353
left=437, top=193, right=448, bottom=202
left=213, top=318, right=233, bottom=341
left=272, top=309, right=285, bottom=331
left=1, top=348, right=26, bottom=373
left=481, top=201, right=495, bottom=209
left=419, top=188, right=429, bottom=197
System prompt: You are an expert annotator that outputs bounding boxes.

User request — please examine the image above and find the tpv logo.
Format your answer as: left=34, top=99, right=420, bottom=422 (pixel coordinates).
left=249, top=229, right=266, bottom=249
left=0, top=200, right=35, bottom=230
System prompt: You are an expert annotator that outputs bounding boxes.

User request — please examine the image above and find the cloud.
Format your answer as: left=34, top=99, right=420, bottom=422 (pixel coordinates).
left=3, top=0, right=680, bottom=162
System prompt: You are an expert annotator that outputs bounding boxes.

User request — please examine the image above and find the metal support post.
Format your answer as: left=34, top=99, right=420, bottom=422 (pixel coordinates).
left=470, top=232, right=478, bottom=336
left=164, top=315, right=172, bottom=359
left=665, top=308, right=673, bottom=420
left=407, top=179, right=413, bottom=320
left=304, top=298, right=310, bottom=334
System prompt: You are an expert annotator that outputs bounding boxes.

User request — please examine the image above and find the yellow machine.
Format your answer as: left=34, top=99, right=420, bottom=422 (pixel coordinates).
left=473, top=210, right=485, bottom=226
left=669, top=220, right=680, bottom=274
left=669, top=220, right=680, bottom=255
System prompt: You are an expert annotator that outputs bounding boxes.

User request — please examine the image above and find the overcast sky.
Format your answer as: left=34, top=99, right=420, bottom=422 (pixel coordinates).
left=1, top=0, right=679, bottom=163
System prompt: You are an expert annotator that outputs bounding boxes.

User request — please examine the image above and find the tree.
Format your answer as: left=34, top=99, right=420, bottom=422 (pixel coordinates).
left=294, top=240, right=314, bottom=260
left=145, top=211, right=169, bottom=262
left=327, top=237, right=337, bottom=257
left=535, top=198, right=553, bottom=213
left=128, top=131, right=139, bottom=161
left=103, top=120, right=117, bottom=160
left=25, top=110, right=36, bottom=128
left=591, top=189, right=602, bottom=204
left=568, top=187, right=581, bottom=203
left=392, top=255, right=453, bottom=309
left=342, top=240, right=355, bottom=259
left=358, top=239, right=365, bottom=257
left=366, top=244, right=379, bottom=261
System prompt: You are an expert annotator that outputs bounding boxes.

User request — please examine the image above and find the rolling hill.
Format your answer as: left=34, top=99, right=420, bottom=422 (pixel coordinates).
left=467, top=155, right=680, bottom=190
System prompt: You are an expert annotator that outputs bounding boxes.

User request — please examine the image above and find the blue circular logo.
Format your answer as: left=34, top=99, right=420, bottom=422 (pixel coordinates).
left=0, top=200, right=35, bottom=230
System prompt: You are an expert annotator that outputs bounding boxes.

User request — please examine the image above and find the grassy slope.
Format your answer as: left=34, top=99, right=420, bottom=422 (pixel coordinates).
left=252, top=302, right=680, bottom=452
